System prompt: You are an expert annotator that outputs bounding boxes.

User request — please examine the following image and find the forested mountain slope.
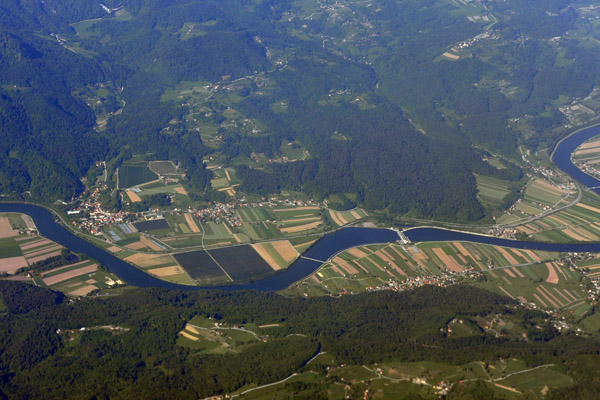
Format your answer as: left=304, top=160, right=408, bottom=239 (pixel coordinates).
left=1, top=0, right=598, bottom=220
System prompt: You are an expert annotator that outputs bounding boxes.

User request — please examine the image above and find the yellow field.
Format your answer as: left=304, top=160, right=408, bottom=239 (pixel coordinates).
left=179, top=330, right=198, bottom=341
left=174, top=186, right=188, bottom=195
left=148, top=265, right=185, bottom=277
left=442, top=51, right=460, bottom=60
left=107, top=246, right=122, bottom=253
left=124, top=253, right=174, bottom=268
left=251, top=240, right=299, bottom=270
left=125, top=241, right=147, bottom=250
left=126, top=190, right=142, bottom=202
left=140, top=235, right=164, bottom=251
left=347, top=247, right=370, bottom=258
left=328, top=209, right=367, bottom=227
left=184, top=213, right=201, bottom=233
left=225, top=169, right=231, bottom=181
left=350, top=210, right=363, bottom=219
left=575, top=202, right=600, bottom=214
left=329, top=211, right=346, bottom=226
left=280, top=221, right=322, bottom=233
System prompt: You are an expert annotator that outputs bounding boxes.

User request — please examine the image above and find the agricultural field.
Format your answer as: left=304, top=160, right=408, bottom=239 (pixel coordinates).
left=31, top=259, right=124, bottom=297
left=472, top=261, right=588, bottom=315
left=496, top=178, right=575, bottom=225
left=516, top=191, right=600, bottom=242
left=0, top=213, right=34, bottom=238
left=284, top=240, right=588, bottom=315
left=571, top=134, right=600, bottom=183
left=0, top=237, right=27, bottom=274
left=133, top=219, right=170, bottom=232
left=173, top=250, right=229, bottom=284
left=251, top=240, right=299, bottom=270
left=148, top=161, right=178, bottom=175
left=210, top=167, right=240, bottom=196
left=18, top=236, right=64, bottom=265
left=117, top=163, right=158, bottom=188
left=236, top=204, right=326, bottom=238
left=230, top=351, right=572, bottom=400
left=475, top=174, right=514, bottom=210
left=209, top=245, right=273, bottom=281
left=124, top=252, right=194, bottom=285
left=572, top=136, right=600, bottom=162
left=177, top=316, right=260, bottom=354
left=326, top=208, right=368, bottom=227
left=270, top=206, right=324, bottom=234
left=173, top=244, right=278, bottom=284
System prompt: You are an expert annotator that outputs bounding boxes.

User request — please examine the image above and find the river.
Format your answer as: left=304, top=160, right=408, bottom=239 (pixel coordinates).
left=0, top=203, right=398, bottom=292
left=3, top=124, right=600, bottom=291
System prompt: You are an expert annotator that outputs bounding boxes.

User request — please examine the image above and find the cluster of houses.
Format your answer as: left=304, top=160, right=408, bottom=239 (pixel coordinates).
left=67, top=188, right=130, bottom=235
left=366, top=273, right=460, bottom=293
left=488, top=226, right=519, bottom=239
left=193, top=202, right=241, bottom=227
left=574, top=160, right=600, bottom=180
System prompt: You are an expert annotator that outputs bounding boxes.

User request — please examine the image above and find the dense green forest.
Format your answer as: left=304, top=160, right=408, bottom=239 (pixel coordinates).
left=0, top=0, right=598, bottom=220
left=0, top=281, right=599, bottom=398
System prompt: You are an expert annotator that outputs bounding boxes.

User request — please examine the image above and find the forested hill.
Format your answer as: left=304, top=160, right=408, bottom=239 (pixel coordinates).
left=1, top=281, right=600, bottom=398
left=0, top=0, right=597, bottom=219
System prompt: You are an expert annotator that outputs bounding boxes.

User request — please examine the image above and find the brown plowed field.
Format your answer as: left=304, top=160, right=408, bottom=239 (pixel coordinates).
left=545, top=262, right=559, bottom=284
left=432, top=248, right=462, bottom=272
left=69, top=285, right=98, bottom=297
left=43, top=264, right=98, bottom=286
left=0, top=256, right=28, bottom=273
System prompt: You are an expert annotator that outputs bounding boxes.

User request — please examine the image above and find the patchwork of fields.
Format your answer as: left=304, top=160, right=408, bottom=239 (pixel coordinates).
left=173, top=245, right=275, bottom=284
left=327, top=208, right=368, bottom=227
left=287, top=240, right=589, bottom=315
left=516, top=192, right=600, bottom=242
left=496, top=178, right=576, bottom=226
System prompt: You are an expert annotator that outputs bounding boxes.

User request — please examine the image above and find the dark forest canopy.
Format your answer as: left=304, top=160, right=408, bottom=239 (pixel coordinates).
left=0, top=0, right=597, bottom=219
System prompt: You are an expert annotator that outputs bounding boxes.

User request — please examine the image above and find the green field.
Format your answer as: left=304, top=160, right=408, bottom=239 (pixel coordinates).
left=518, top=191, right=600, bottom=242
left=475, top=174, right=513, bottom=203
left=0, top=238, right=22, bottom=258
left=283, top=240, right=587, bottom=318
